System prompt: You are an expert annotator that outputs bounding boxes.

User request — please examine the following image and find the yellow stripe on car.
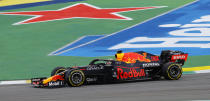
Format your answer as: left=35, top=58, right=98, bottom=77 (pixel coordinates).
left=0, top=0, right=51, bottom=7
left=42, top=76, right=53, bottom=84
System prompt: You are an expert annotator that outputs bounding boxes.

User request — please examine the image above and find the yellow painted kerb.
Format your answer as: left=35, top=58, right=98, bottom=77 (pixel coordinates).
left=183, top=66, right=210, bottom=72
left=0, top=0, right=51, bottom=7
left=26, top=80, right=31, bottom=83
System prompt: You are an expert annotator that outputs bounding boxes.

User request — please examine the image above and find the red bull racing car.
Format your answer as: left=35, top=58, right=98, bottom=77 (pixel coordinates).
left=31, top=50, right=188, bottom=87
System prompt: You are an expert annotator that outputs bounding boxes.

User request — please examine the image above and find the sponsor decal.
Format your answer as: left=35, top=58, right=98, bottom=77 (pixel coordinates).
left=142, top=63, right=160, bottom=67
left=31, top=78, right=41, bottom=81
left=49, top=81, right=64, bottom=86
left=117, top=67, right=145, bottom=79
left=119, top=52, right=151, bottom=63
left=112, top=72, right=117, bottom=77
left=0, top=3, right=164, bottom=25
left=86, top=78, right=97, bottom=82
left=50, top=0, right=210, bottom=57
left=87, top=65, right=104, bottom=70
left=171, top=54, right=188, bottom=61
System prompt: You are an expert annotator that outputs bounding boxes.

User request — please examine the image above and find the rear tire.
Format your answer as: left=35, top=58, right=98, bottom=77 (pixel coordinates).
left=162, top=62, right=182, bottom=80
left=65, top=69, right=85, bottom=87
left=51, top=67, right=66, bottom=76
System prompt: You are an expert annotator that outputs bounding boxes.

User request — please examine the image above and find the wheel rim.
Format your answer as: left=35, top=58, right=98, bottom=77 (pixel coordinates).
left=71, top=72, right=83, bottom=84
left=169, top=65, right=180, bottom=78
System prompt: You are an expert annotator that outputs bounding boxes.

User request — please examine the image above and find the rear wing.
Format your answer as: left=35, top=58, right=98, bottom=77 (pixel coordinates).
left=160, top=50, right=188, bottom=66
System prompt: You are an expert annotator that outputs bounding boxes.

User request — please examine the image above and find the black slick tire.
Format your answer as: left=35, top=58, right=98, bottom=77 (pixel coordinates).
left=51, top=67, right=66, bottom=76
left=162, top=62, right=182, bottom=80
left=65, top=69, right=85, bottom=87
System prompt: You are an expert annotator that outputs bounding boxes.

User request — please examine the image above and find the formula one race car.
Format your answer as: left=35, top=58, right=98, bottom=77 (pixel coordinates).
left=31, top=50, right=188, bottom=87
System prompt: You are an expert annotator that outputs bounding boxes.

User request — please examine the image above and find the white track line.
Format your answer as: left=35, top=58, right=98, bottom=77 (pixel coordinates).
left=195, top=69, right=210, bottom=74
left=0, top=80, right=30, bottom=85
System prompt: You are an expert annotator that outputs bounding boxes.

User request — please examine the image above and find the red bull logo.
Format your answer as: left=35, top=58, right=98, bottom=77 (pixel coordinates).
left=121, top=52, right=151, bottom=63
left=117, top=67, right=145, bottom=79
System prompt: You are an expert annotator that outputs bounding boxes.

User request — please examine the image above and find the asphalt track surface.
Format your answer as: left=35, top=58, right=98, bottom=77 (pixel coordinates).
left=0, top=73, right=210, bottom=101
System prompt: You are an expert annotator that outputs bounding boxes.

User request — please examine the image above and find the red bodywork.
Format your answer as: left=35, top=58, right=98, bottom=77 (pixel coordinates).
left=51, top=75, right=64, bottom=81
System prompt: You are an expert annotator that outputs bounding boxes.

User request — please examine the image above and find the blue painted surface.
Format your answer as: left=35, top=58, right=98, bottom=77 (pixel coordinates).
left=52, top=35, right=105, bottom=55
left=53, top=0, right=210, bottom=57
left=0, top=0, right=84, bottom=11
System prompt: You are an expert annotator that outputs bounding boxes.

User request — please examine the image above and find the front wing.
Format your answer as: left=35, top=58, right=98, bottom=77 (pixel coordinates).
left=31, top=77, right=65, bottom=87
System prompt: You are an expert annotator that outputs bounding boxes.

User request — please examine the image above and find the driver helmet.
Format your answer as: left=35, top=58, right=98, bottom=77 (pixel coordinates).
left=115, top=50, right=124, bottom=61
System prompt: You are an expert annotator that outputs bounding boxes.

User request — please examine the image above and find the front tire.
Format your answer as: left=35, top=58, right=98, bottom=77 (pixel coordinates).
left=51, top=67, right=66, bottom=76
left=162, top=62, right=182, bottom=80
left=65, top=69, right=85, bottom=87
